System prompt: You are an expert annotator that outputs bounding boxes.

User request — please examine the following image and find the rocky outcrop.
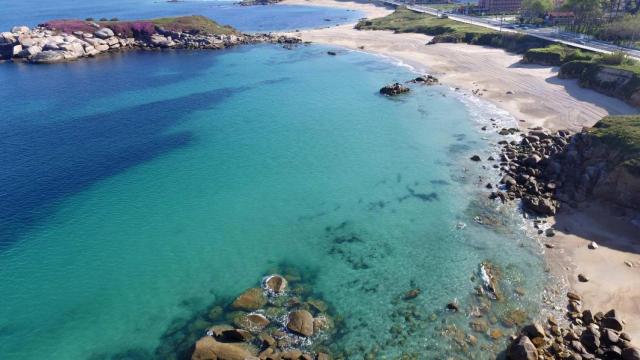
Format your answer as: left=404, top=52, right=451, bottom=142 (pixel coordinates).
left=488, top=116, right=640, bottom=215
left=186, top=273, right=338, bottom=360
left=505, top=293, right=639, bottom=360
left=555, top=124, right=640, bottom=210
left=560, top=61, right=640, bottom=108
left=379, top=83, right=410, bottom=96
left=0, top=22, right=301, bottom=64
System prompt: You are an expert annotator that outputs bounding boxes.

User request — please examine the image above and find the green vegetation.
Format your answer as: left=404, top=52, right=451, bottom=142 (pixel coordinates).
left=559, top=54, right=640, bottom=108
left=561, top=0, right=603, bottom=33
left=355, top=7, right=553, bottom=53
left=520, top=0, right=553, bottom=19
left=151, top=15, right=237, bottom=35
left=356, top=6, right=493, bottom=35
left=589, top=115, right=640, bottom=173
left=597, top=14, right=640, bottom=46
left=429, top=3, right=462, bottom=11
left=523, top=44, right=594, bottom=65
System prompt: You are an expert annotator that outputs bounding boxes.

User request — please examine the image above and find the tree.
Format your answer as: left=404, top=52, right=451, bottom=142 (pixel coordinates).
left=597, top=14, right=640, bottom=44
left=521, top=0, right=554, bottom=19
left=562, top=0, right=604, bottom=32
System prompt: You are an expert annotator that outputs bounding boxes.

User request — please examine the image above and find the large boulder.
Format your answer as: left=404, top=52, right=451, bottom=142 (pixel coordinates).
left=623, top=347, right=640, bottom=360
left=11, top=26, right=29, bottom=34
left=1, top=32, right=16, bottom=44
left=11, top=44, right=23, bottom=56
left=59, top=42, right=85, bottom=57
left=17, top=45, right=42, bottom=58
left=30, top=50, right=66, bottom=63
left=150, top=34, right=176, bottom=48
left=287, top=310, right=314, bottom=337
left=263, top=274, right=287, bottom=294
left=601, top=316, right=624, bottom=331
left=231, top=288, right=266, bottom=311
left=522, top=195, right=557, bottom=216
left=94, top=28, right=115, bottom=39
left=523, top=323, right=545, bottom=339
left=508, top=336, right=538, bottom=360
left=191, top=336, right=256, bottom=360
left=380, top=83, right=410, bottom=96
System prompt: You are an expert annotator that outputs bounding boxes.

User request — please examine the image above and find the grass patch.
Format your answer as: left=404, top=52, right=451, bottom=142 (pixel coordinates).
left=523, top=44, right=595, bottom=66
left=589, top=115, right=640, bottom=174
left=356, top=7, right=552, bottom=53
left=43, top=15, right=237, bottom=39
left=151, top=15, right=237, bottom=35
left=356, top=6, right=493, bottom=35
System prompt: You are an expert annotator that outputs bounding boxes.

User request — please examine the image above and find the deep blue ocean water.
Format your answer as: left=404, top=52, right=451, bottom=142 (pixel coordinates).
left=0, top=0, right=361, bottom=32
left=1, top=2, right=550, bottom=359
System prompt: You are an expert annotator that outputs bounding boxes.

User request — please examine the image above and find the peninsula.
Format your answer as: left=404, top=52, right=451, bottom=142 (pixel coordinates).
left=0, top=15, right=300, bottom=64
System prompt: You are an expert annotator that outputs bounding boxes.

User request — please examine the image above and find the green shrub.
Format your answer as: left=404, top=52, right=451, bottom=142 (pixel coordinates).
left=598, top=51, right=628, bottom=66
left=85, top=17, right=94, bottom=21
left=110, top=18, right=119, bottom=22
left=99, top=17, right=108, bottom=21
left=564, top=50, right=594, bottom=62
left=559, top=60, right=593, bottom=78
left=589, top=115, right=640, bottom=174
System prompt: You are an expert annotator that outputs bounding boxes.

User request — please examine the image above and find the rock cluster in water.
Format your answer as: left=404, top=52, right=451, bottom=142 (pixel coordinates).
left=379, top=75, right=438, bottom=96
left=190, top=274, right=337, bottom=360
left=0, top=24, right=301, bottom=64
left=379, top=83, right=410, bottom=96
left=240, top=0, right=284, bottom=5
left=506, top=292, right=639, bottom=360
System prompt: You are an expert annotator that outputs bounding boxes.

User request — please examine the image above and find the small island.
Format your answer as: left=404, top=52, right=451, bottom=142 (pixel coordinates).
left=0, top=15, right=300, bottom=64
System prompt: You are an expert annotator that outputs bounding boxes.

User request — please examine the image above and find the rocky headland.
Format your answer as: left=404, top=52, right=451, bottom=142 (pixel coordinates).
left=481, top=115, right=640, bottom=217
left=0, top=16, right=301, bottom=64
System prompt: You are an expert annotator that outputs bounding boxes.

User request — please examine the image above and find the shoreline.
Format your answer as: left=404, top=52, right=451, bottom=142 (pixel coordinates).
left=280, top=0, right=639, bottom=132
left=280, top=0, right=640, bottom=344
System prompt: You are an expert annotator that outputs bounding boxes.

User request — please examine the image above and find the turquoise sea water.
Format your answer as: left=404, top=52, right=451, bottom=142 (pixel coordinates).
left=0, top=44, right=549, bottom=359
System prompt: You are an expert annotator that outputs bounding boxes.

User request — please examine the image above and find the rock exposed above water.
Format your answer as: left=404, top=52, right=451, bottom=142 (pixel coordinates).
left=188, top=272, right=338, bottom=360
left=379, top=83, right=410, bottom=96
left=286, top=310, right=314, bottom=337
left=487, top=116, right=640, bottom=216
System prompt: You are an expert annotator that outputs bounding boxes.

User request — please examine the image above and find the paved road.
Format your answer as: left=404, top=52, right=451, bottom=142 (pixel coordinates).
left=379, top=0, right=640, bottom=60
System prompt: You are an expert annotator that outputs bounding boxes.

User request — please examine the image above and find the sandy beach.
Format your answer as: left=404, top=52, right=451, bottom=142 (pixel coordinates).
left=283, top=0, right=640, bottom=342
left=283, top=0, right=638, bottom=132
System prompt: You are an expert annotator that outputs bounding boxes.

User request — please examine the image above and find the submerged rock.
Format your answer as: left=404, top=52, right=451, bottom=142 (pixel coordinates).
left=191, top=336, right=256, bottom=360
left=231, top=288, right=267, bottom=311
left=403, top=288, right=421, bottom=300
left=508, top=336, right=538, bottom=360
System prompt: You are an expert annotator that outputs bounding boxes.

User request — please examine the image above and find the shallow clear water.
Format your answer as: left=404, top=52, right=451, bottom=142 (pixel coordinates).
left=0, top=0, right=361, bottom=32
left=0, top=45, right=547, bottom=359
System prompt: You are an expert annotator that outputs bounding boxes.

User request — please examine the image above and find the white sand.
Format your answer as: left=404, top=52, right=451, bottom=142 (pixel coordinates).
left=281, top=0, right=639, bottom=132
left=282, top=0, right=640, bottom=343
